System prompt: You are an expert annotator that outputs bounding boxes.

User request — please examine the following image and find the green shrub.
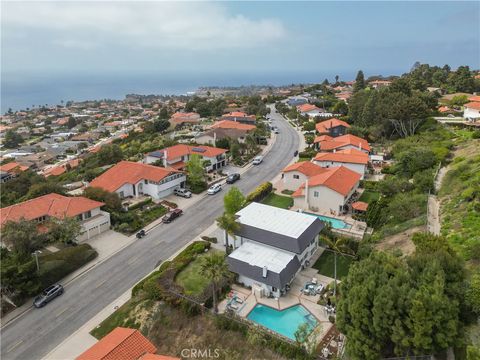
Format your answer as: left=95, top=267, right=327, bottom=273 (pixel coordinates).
left=38, top=244, right=97, bottom=287
left=128, top=198, right=153, bottom=211
left=246, top=182, right=273, bottom=203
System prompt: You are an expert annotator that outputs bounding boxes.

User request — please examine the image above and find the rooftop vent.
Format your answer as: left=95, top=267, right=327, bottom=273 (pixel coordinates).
left=262, top=266, right=268, bottom=278
left=192, top=147, right=206, bottom=153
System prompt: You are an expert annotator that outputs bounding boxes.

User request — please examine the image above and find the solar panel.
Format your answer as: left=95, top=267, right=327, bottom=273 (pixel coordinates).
left=192, top=147, right=206, bottom=153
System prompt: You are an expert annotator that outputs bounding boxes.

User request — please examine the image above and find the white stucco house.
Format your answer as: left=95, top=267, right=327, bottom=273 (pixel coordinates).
left=89, top=161, right=186, bottom=200
left=226, top=203, right=324, bottom=298
left=312, top=148, right=369, bottom=179
left=282, top=161, right=326, bottom=191
left=292, top=166, right=362, bottom=215
left=0, top=193, right=110, bottom=242
left=144, top=144, right=227, bottom=172
left=463, top=102, right=480, bottom=121
left=314, top=134, right=371, bottom=153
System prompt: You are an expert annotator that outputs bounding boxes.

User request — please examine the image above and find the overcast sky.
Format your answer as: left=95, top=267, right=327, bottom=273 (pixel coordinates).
left=1, top=1, right=479, bottom=78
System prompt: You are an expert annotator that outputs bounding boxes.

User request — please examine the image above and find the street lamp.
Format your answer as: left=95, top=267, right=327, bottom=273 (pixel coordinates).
left=32, top=250, right=41, bottom=272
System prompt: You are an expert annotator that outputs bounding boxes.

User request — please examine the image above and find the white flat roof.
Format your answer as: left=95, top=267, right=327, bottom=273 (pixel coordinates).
left=236, top=202, right=317, bottom=239
left=228, top=241, right=295, bottom=273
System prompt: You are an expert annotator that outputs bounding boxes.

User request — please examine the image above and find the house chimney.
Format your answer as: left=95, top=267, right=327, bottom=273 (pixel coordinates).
left=163, top=150, right=168, bottom=168
left=358, top=143, right=362, bottom=151
left=262, top=266, right=268, bottom=278
left=333, top=148, right=336, bottom=153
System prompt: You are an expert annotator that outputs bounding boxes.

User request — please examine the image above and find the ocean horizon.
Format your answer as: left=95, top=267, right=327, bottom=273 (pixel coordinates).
left=0, top=69, right=401, bottom=113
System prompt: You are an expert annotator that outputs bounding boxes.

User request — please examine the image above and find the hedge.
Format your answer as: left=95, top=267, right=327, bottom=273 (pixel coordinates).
left=128, top=198, right=153, bottom=211
left=38, top=244, right=98, bottom=288
left=246, top=182, right=273, bottom=203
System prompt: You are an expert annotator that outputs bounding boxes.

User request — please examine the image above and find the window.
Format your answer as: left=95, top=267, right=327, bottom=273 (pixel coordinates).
left=84, top=211, right=92, bottom=219
left=293, top=174, right=300, bottom=179
left=144, top=180, right=148, bottom=184
left=314, top=191, right=319, bottom=197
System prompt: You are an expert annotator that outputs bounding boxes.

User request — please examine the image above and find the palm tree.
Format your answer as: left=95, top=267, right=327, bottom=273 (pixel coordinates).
left=321, top=235, right=352, bottom=297
left=216, top=213, right=240, bottom=254
left=200, top=252, right=229, bottom=313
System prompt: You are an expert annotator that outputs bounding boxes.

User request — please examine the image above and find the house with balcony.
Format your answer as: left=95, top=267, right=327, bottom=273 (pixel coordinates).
left=89, top=161, right=185, bottom=200
left=314, top=134, right=371, bottom=153
left=282, top=161, right=326, bottom=192
left=0, top=193, right=110, bottom=242
left=226, top=203, right=324, bottom=298
left=195, top=120, right=256, bottom=146
left=464, top=101, right=480, bottom=122
left=313, top=148, right=369, bottom=179
left=144, top=144, right=227, bottom=172
left=315, top=118, right=350, bottom=137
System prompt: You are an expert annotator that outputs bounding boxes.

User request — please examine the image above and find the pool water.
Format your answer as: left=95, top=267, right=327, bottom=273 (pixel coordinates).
left=247, top=304, right=318, bottom=340
left=306, top=213, right=351, bottom=229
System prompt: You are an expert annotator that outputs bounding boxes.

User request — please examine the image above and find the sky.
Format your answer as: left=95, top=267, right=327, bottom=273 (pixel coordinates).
left=1, top=1, right=479, bottom=82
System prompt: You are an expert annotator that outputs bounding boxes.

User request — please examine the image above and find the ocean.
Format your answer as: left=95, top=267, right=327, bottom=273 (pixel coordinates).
left=0, top=70, right=363, bottom=113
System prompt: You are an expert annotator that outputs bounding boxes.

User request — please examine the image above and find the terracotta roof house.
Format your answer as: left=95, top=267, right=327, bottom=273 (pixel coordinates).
left=352, top=201, right=368, bottom=212
left=315, top=118, right=351, bottom=137
left=76, top=327, right=179, bottom=360
left=195, top=120, right=256, bottom=146
left=468, top=95, right=480, bottom=102
left=211, top=120, right=256, bottom=131
left=89, top=161, right=185, bottom=200
left=144, top=144, right=227, bottom=172
left=220, top=111, right=256, bottom=125
left=464, top=102, right=480, bottom=121
left=292, top=166, right=361, bottom=215
left=314, top=134, right=371, bottom=153
left=0, top=162, right=29, bottom=174
left=0, top=193, right=110, bottom=241
left=282, top=161, right=328, bottom=191
left=169, top=112, right=201, bottom=127
left=226, top=203, right=324, bottom=299
left=313, top=148, right=369, bottom=179
left=296, top=104, right=326, bottom=118
left=369, top=80, right=392, bottom=89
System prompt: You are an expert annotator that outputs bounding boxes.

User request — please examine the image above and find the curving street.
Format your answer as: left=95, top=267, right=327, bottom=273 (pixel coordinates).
left=0, top=106, right=300, bottom=360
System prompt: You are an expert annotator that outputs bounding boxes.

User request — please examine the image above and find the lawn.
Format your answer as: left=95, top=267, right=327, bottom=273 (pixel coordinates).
left=312, top=250, right=354, bottom=280
left=358, top=190, right=380, bottom=204
left=261, top=193, right=293, bottom=209
left=175, top=252, right=215, bottom=296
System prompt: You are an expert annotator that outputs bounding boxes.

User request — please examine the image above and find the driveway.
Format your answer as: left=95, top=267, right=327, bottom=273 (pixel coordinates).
left=0, top=106, right=300, bottom=360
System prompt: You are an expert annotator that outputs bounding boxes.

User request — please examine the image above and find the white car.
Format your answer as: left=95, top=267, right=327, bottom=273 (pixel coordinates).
left=174, top=188, right=192, bottom=198
left=252, top=156, right=263, bottom=165
left=207, top=183, right=222, bottom=195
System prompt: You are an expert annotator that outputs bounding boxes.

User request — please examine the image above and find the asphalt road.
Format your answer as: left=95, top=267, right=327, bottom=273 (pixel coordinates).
left=0, top=106, right=299, bottom=360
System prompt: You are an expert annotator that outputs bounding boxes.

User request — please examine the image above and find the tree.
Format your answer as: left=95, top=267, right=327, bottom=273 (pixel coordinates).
left=67, top=117, right=77, bottom=129
left=159, top=106, right=169, bottom=119
left=185, top=154, right=206, bottom=193
left=4, top=129, right=23, bottom=148
left=216, top=213, right=240, bottom=254
left=97, top=144, right=123, bottom=166
left=0, top=251, right=41, bottom=299
left=84, top=187, right=122, bottom=211
left=46, top=217, right=81, bottom=245
left=200, top=252, right=229, bottom=313
left=1, top=220, right=44, bottom=257
left=153, top=119, right=170, bottom=132
left=466, top=271, right=480, bottom=315
left=24, top=182, right=66, bottom=200
left=335, top=75, right=339, bottom=84
left=320, top=232, right=352, bottom=296
left=353, top=70, right=366, bottom=92
left=223, top=187, right=245, bottom=215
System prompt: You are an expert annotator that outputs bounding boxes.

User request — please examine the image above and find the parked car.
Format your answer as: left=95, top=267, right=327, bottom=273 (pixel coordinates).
left=174, top=188, right=192, bottom=198
left=273, top=128, right=280, bottom=134
left=226, top=173, right=240, bottom=184
left=162, top=208, right=183, bottom=223
left=207, top=183, right=222, bottom=195
left=252, top=156, right=263, bottom=165
left=136, top=229, right=146, bottom=238
left=33, top=284, right=64, bottom=308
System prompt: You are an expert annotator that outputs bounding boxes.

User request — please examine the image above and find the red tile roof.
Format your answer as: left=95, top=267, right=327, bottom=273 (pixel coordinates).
left=0, top=162, right=29, bottom=173
left=313, top=149, right=369, bottom=165
left=465, top=102, right=480, bottom=110
left=170, top=112, right=200, bottom=124
left=352, top=201, right=369, bottom=211
left=224, top=111, right=248, bottom=117
left=283, top=161, right=327, bottom=177
left=211, top=120, right=256, bottom=131
left=153, top=144, right=227, bottom=161
left=139, top=354, right=180, bottom=360
left=89, top=161, right=181, bottom=193
left=316, top=134, right=371, bottom=152
left=0, top=193, right=104, bottom=227
left=468, top=96, right=480, bottom=102
left=297, top=104, right=319, bottom=113
left=76, top=327, right=157, bottom=360
left=44, top=166, right=66, bottom=177
left=292, top=166, right=361, bottom=197
left=315, top=118, right=351, bottom=134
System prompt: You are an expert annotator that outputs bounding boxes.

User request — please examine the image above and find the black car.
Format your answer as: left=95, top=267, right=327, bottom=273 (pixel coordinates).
left=162, top=208, right=183, bottom=223
left=226, top=173, right=240, bottom=184
left=136, top=229, right=146, bottom=238
left=33, top=284, right=64, bottom=308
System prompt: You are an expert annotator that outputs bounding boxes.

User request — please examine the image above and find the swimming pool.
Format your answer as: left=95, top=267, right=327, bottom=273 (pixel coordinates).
left=247, top=304, right=318, bottom=340
left=305, top=213, right=351, bottom=229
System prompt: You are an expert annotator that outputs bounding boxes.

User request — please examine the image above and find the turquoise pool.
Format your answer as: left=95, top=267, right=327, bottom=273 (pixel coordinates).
left=247, top=304, right=318, bottom=340
left=305, top=213, right=351, bottom=229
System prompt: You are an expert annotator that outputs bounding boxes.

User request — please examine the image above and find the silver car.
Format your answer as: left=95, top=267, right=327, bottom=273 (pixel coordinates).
left=33, top=284, right=64, bottom=308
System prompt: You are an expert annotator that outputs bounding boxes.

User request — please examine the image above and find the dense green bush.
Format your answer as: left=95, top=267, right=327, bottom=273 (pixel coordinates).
left=246, top=182, right=273, bottom=203
left=128, top=198, right=152, bottom=211
left=39, top=244, right=97, bottom=287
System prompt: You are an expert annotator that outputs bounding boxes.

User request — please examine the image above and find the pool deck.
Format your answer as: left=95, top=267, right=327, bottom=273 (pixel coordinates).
left=219, top=259, right=334, bottom=346
left=291, top=206, right=367, bottom=240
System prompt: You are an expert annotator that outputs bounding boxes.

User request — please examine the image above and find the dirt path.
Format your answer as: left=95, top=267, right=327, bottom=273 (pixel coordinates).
left=376, top=226, right=425, bottom=256
left=427, top=165, right=449, bottom=236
